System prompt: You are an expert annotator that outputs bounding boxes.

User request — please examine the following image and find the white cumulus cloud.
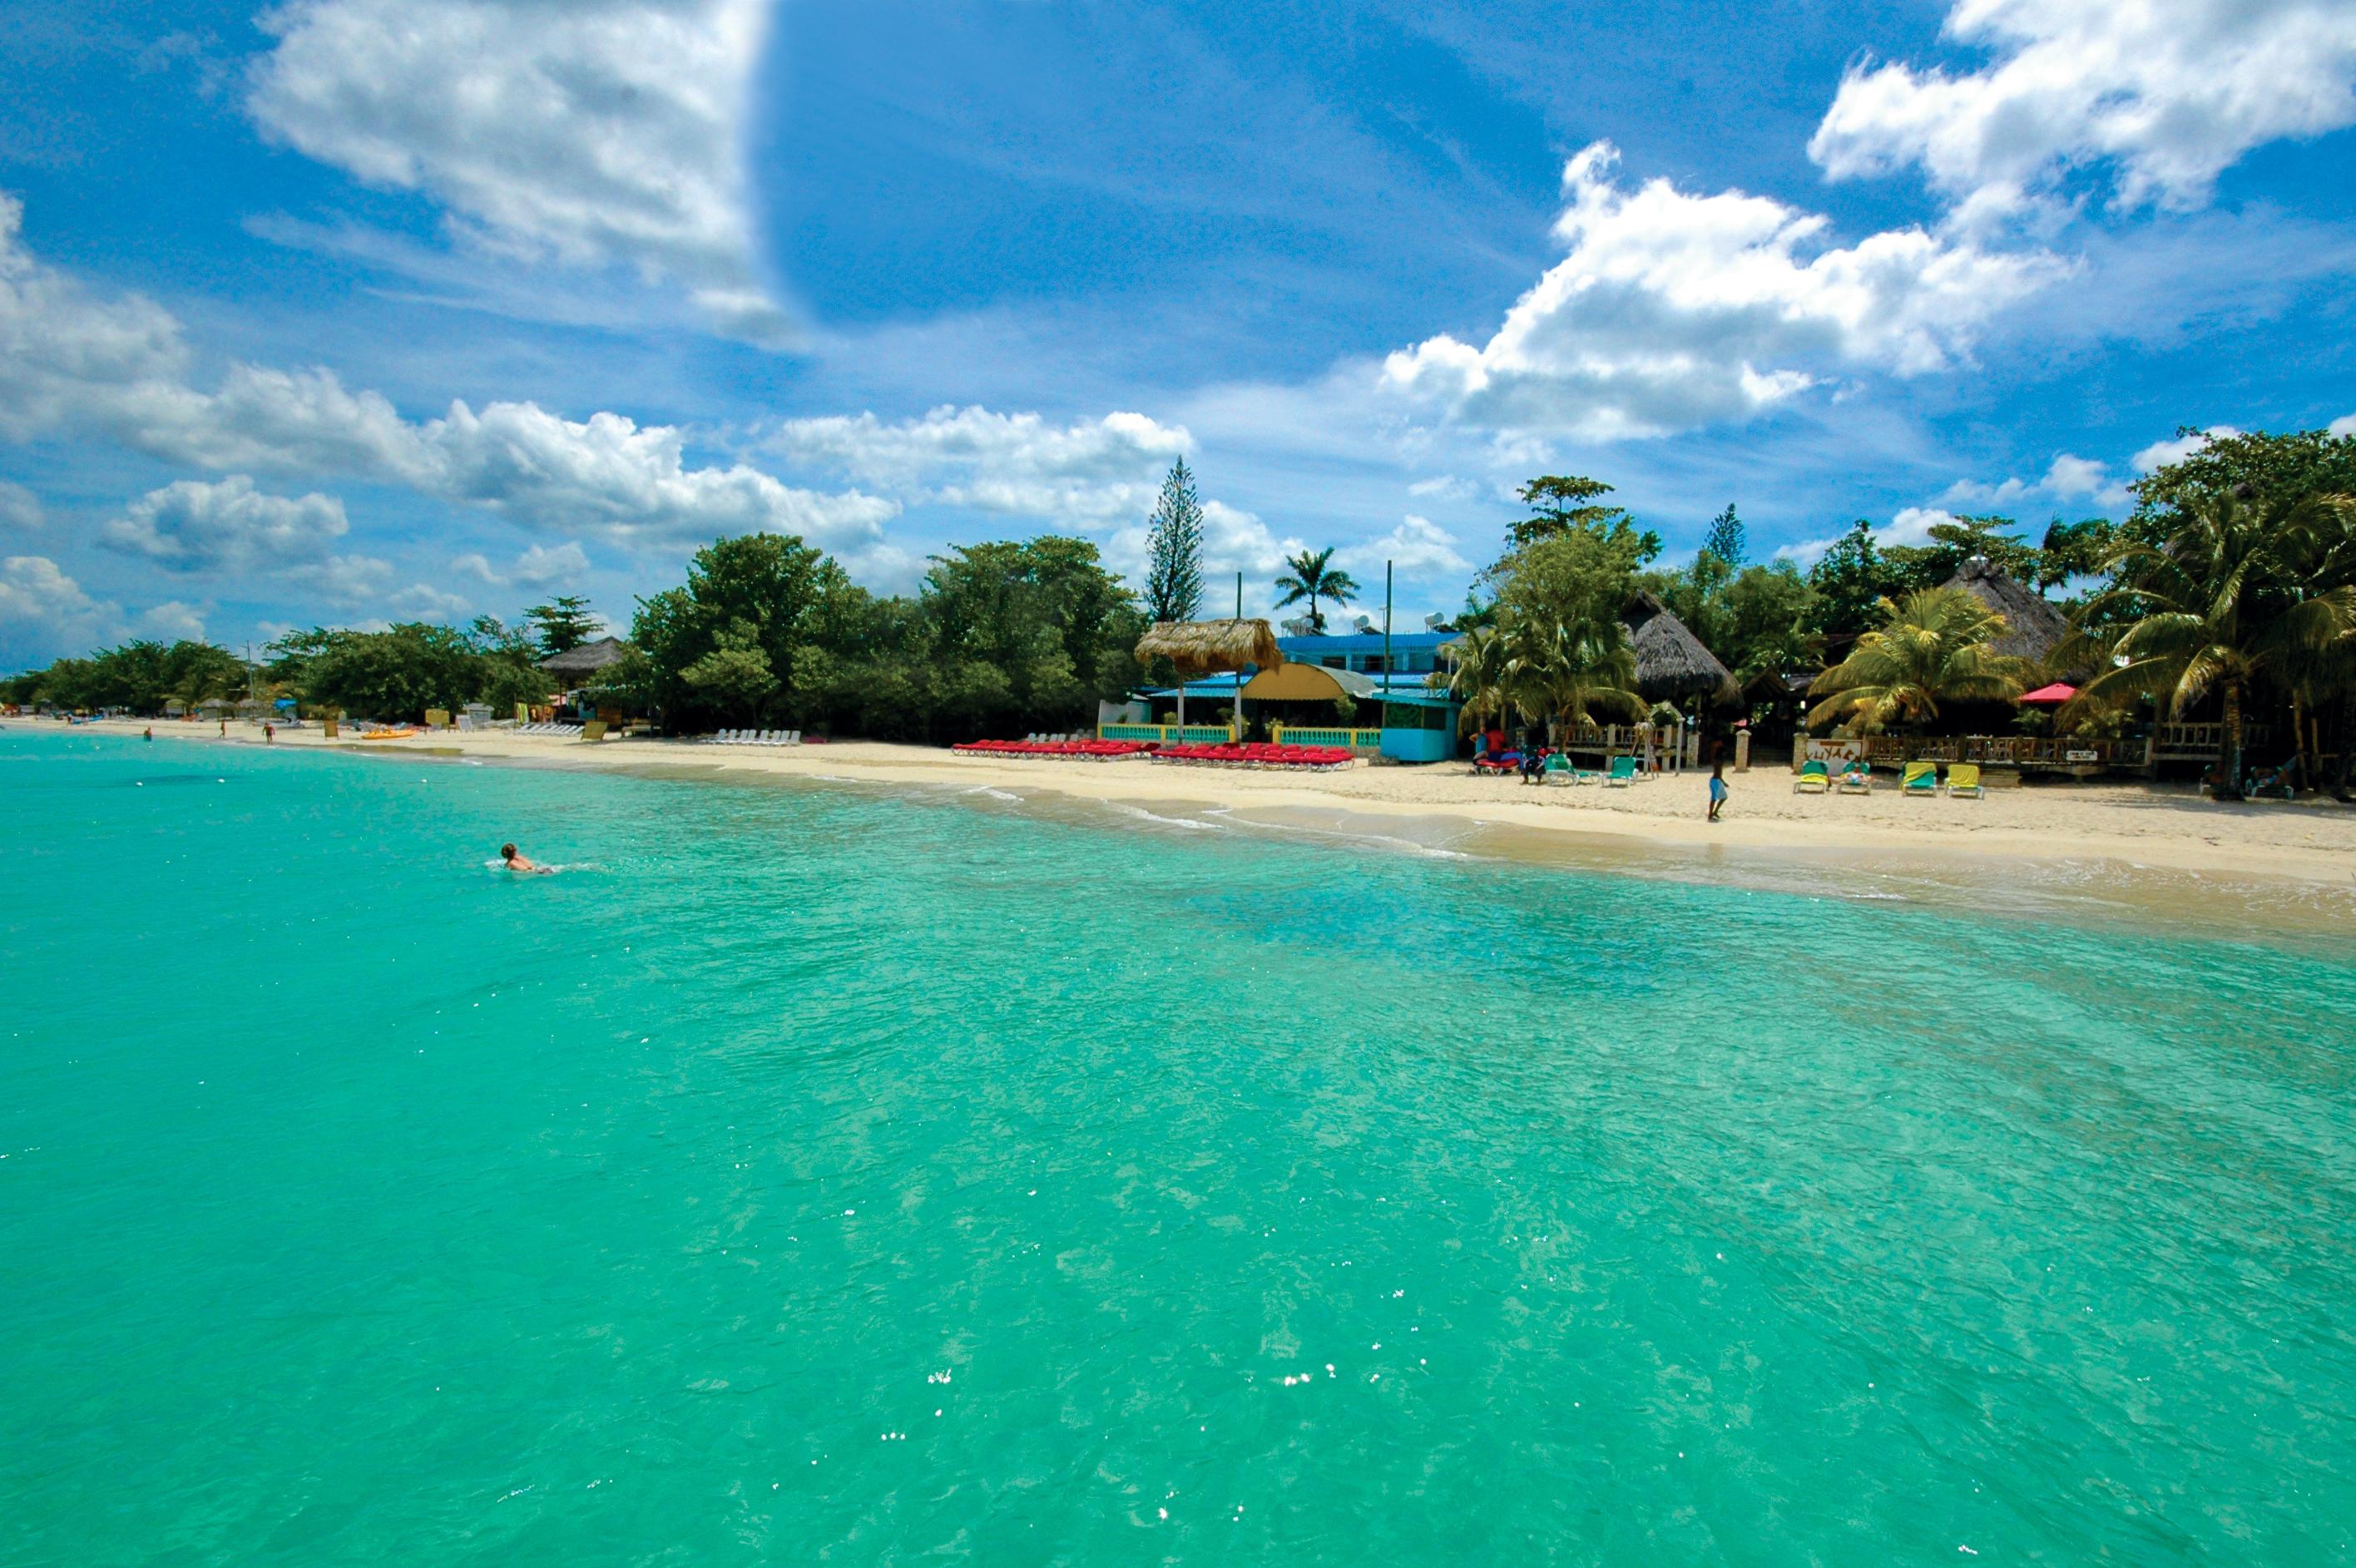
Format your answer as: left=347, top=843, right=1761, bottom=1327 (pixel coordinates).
left=1382, top=142, right=2067, bottom=440
left=1810, top=0, right=2356, bottom=214
left=2131, top=425, right=2241, bottom=473
left=1338, top=516, right=1470, bottom=576
left=102, top=476, right=349, bottom=571
left=1939, top=452, right=2130, bottom=511
left=0, top=194, right=893, bottom=554
left=770, top=405, right=1193, bottom=527
left=0, top=479, right=37, bottom=531
left=2329, top=412, right=2356, bottom=439
left=248, top=0, right=787, bottom=344
left=454, top=540, right=592, bottom=589
left=0, top=555, right=119, bottom=656
left=1774, top=506, right=1959, bottom=566
left=92, top=475, right=463, bottom=622
left=136, top=601, right=210, bottom=641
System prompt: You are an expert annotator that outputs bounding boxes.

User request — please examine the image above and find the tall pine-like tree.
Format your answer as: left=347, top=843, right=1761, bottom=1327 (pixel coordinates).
left=1144, top=458, right=1205, bottom=624
left=1700, top=504, right=1746, bottom=568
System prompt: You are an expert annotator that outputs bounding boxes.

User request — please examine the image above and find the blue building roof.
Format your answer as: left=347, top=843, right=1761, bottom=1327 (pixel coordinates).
left=1275, top=629, right=1462, bottom=657
left=1144, top=670, right=1455, bottom=703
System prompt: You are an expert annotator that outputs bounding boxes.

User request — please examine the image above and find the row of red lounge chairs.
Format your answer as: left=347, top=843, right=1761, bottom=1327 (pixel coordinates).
left=1152, top=742, right=1355, bottom=769
left=950, top=737, right=1359, bottom=769
left=951, top=739, right=1154, bottom=759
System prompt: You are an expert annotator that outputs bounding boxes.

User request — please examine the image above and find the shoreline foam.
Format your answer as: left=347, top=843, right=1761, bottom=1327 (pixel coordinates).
left=39, top=717, right=2356, bottom=938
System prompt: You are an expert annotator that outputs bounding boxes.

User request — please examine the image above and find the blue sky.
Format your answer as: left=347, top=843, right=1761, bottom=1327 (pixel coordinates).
left=3, top=0, right=2354, bottom=665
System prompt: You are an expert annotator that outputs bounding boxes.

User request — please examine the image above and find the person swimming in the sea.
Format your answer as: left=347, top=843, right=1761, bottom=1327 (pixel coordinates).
left=499, top=843, right=551, bottom=874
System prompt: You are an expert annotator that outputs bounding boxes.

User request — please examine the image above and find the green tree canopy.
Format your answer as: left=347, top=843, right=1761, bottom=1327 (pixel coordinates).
left=1700, top=504, right=1746, bottom=568
left=1142, top=458, right=1205, bottom=625
left=630, top=532, right=828, bottom=729
left=2129, top=427, right=2356, bottom=537
left=7, top=639, right=249, bottom=711
left=524, top=595, right=600, bottom=657
left=300, top=624, right=486, bottom=721
left=1509, top=476, right=1662, bottom=559
left=2067, top=489, right=2356, bottom=797
left=1878, top=515, right=2042, bottom=595
left=1803, top=522, right=1893, bottom=641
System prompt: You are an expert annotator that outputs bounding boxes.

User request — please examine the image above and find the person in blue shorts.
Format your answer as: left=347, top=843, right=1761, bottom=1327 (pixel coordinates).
left=1707, top=761, right=1728, bottom=822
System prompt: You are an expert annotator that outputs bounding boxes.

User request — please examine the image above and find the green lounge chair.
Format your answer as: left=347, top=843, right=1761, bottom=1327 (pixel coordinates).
left=1837, top=759, right=1872, bottom=794
left=1794, top=759, right=1830, bottom=794
left=1602, top=754, right=1639, bottom=788
left=1542, top=752, right=1594, bottom=785
left=1901, top=759, right=1938, bottom=795
left=1946, top=763, right=1984, bottom=798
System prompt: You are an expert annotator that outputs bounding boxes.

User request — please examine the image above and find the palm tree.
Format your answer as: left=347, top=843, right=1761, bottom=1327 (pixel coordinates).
left=1435, top=623, right=1517, bottom=735
left=1274, top=548, right=1360, bottom=634
left=1523, top=617, right=1646, bottom=737
left=1807, top=587, right=2029, bottom=735
left=2066, top=490, right=2356, bottom=799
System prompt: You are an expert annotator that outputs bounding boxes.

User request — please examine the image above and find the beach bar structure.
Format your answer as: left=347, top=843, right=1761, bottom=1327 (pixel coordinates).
left=539, top=636, right=631, bottom=690
left=1121, top=619, right=1284, bottom=744
left=1116, top=623, right=1467, bottom=759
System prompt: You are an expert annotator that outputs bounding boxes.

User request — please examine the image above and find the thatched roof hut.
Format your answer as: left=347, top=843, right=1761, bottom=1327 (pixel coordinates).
left=1742, top=669, right=1813, bottom=707
left=1942, top=556, right=2069, bottom=666
left=1134, top=618, right=1284, bottom=675
left=1622, top=591, right=1739, bottom=707
left=539, top=636, right=631, bottom=681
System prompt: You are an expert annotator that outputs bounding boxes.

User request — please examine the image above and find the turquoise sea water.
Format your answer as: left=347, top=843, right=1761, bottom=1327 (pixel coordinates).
left=4, top=731, right=2354, bottom=1565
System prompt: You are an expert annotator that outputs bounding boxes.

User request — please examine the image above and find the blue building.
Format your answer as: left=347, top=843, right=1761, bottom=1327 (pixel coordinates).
left=1272, top=628, right=1461, bottom=676
left=1269, top=628, right=1463, bottom=761
left=1124, top=627, right=1467, bottom=762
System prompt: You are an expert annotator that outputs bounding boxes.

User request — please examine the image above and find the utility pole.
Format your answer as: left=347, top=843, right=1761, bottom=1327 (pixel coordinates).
left=1382, top=561, right=1393, bottom=739
left=1235, top=571, right=1242, bottom=620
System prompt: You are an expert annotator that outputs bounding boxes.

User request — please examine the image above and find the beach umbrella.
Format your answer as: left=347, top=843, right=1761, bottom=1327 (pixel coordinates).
left=2017, top=681, right=2077, bottom=706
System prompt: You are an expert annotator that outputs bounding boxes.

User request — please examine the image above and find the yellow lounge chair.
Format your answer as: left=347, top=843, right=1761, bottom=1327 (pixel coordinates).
left=1946, top=763, right=1983, bottom=798
left=1794, top=758, right=1830, bottom=794
left=1901, top=760, right=1938, bottom=795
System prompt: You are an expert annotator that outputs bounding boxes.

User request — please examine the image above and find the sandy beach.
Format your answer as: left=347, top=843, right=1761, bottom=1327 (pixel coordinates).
left=56, top=715, right=2356, bottom=891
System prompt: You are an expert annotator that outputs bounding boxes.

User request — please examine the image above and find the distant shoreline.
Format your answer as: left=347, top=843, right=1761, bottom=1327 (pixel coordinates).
left=40, top=716, right=2356, bottom=907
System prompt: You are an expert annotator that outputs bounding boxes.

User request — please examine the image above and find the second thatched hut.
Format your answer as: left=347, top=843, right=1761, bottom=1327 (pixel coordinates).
left=1940, top=555, right=2070, bottom=670
left=1622, top=591, right=1740, bottom=709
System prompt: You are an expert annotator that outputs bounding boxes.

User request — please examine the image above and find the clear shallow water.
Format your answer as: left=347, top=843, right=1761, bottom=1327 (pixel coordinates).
left=4, top=732, right=2354, bottom=1566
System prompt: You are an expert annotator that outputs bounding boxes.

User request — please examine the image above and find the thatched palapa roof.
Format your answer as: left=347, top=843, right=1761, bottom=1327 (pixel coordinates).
left=1942, top=556, right=2069, bottom=666
left=540, top=636, right=631, bottom=679
left=1134, top=618, right=1284, bottom=675
left=1742, top=669, right=1813, bottom=706
left=1622, top=591, right=1739, bottom=706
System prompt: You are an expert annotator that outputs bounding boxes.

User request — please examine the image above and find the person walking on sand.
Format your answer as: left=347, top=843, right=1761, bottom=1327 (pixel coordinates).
left=265, top=722, right=275, bottom=744
left=1707, top=760, right=1728, bottom=823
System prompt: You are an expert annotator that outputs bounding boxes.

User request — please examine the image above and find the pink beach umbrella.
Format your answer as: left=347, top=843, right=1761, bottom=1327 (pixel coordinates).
left=2017, top=681, right=2077, bottom=706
